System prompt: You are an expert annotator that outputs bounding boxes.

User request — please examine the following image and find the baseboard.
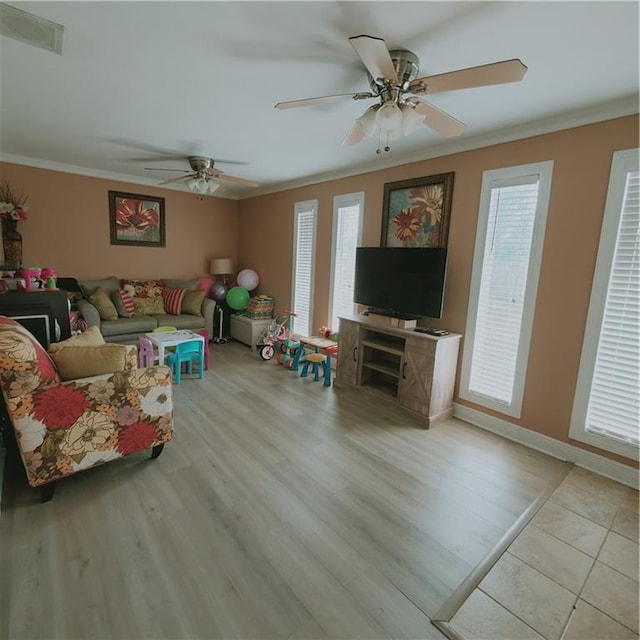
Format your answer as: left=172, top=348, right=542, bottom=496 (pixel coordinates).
left=453, top=403, right=639, bottom=490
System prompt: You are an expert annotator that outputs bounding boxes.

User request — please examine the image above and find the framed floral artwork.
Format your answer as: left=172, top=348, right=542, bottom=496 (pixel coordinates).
left=381, top=172, right=455, bottom=248
left=108, top=190, right=165, bottom=247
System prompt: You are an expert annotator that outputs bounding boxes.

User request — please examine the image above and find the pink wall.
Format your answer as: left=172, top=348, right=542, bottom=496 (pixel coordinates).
left=2, top=116, right=637, bottom=468
left=0, top=163, right=239, bottom=280
left=238, top=115, right=639, bottom=468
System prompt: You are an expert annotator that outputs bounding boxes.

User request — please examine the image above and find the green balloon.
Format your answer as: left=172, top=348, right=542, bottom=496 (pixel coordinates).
left=226, top=286, right=250, bottom=310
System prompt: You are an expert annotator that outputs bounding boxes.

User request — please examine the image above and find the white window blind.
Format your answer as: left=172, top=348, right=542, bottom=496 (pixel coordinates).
left=291, top=200, right=317, bottom=337
left=461, top=161, right=553, bottom=418
left=329, top=193, right=364, bottom=330
left=571, top=149, right=639, bottom=458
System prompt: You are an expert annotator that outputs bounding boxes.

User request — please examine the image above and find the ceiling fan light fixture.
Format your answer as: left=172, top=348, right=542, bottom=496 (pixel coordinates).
left=401, top=104, right=425, bottom=135
left=385, top=127, right=403, bottom=141
left=186, top=178, right=198, bottom=191
left=207, top=181, right=221, bottom=194
left=357, top=105, right=379, bottom=137
left=375, top=101, right=402, bottom=131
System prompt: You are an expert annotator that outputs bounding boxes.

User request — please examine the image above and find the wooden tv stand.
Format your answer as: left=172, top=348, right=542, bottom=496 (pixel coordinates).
left=335, top=315, right=461, bottom=427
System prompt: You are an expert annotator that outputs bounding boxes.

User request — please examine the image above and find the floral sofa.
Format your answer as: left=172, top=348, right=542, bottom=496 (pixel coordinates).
left=0, top=316, right=174, bottom=501
left=76, top=277, right=215, bottom=344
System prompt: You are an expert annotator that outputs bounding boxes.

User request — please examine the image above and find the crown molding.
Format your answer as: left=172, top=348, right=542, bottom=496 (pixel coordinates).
left=253, top=94, right=640, bottom=198
left=0, top=154, right=240, bottom=200
left=1, top=95, right=637, bottom=201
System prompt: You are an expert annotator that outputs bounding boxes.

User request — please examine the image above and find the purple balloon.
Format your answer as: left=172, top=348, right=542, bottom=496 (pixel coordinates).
left=211, top=281, right=228, bottom=303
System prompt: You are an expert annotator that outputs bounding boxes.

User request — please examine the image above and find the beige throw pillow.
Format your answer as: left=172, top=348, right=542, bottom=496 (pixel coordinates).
left=181, top=290, right=205, bottom=315
left=49, top=344, right=127, bottom=381
left=48, top=326, right=106, bottom=354
left=89, top=287, right=119, bottom=321
left=132, top=296, right=165, bottom=316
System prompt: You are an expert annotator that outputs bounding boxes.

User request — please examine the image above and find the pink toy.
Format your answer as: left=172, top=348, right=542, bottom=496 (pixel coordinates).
left=40, top=266, right=58, bottom=290
left=17, top=267, right=41, bottom=291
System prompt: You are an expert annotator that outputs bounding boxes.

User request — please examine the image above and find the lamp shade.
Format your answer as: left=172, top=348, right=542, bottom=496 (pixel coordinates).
left=210, top=258, right=234, bottom=275
left=375, top=102, right=402, bottom=131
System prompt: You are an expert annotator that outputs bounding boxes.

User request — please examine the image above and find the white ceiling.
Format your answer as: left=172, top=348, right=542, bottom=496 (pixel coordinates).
left=1, top=1, right=638, bottom=199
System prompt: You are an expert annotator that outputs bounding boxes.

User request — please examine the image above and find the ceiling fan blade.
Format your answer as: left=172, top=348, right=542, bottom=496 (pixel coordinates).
left=275, top=92, right=374, bottom=110
left=212, top=173, right=259, bottom=188
left=410, top=58, right=528, bottom=95
left=158, top=174, right=192, bottom=186
left=348, top=35, right=398, bottom=84
left=408, top=98, right=466, bottom=138
left=342, top=122, right=366, bottom=147
left=213, top=159, right=249, bottom=166
left=144, top=168, right=190, bottom=172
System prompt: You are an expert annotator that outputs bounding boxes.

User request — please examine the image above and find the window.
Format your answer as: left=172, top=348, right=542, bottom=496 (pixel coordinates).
left=291, top=200, right=317, bottom=337
left=460, top=161, right=553, bottom=417
left=329, top=192, right=364, bottom=330
left=570, top=149, right=639, bottom=460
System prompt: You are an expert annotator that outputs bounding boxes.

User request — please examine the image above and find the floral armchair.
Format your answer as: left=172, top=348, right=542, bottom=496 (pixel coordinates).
left=0, top=316, right=173, bottom=502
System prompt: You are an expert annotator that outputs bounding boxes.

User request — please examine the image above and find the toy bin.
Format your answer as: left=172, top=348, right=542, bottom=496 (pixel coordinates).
left=230, top=315, right=272, bottom=350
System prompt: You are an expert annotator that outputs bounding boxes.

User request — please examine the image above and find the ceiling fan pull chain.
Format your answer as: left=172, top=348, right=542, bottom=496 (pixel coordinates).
left=376, top=129, right=392, bottom=154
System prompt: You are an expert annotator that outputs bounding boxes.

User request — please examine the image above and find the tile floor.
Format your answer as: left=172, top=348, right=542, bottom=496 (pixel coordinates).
left=447, top=466, right=639, bottom=640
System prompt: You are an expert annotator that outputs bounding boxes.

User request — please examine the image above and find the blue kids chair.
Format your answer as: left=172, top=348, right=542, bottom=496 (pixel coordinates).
left=166, top=339, right=204, bottom=384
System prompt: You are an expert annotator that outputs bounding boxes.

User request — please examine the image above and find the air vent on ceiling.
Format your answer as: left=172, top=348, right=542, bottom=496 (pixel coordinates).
left=0, top=2, right=64, bottom=55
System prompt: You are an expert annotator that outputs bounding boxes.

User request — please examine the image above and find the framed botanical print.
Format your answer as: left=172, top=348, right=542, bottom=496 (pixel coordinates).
left=381, top=172, right=455, bottom=248
left=109, top=190, right=165, bottom=247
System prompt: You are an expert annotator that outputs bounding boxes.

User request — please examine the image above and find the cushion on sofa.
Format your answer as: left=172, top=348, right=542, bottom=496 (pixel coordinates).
left=111, top=289, right=135, bottom=318
left=122, top=279, right=164, bottom=298
left=49, top=344, right=127, bottom=381
left=182, top=290, right=205, bottom=316
left=121, top=279, right=165, bottom=316
left=163, top=288, right=186, bottom=315
left=48, top=325, right=106, bottom=353
left=131, top=296, right=164, bottom=316
left=153, top=314, right=206, bottom=331
left=100, top=316, right=158, bottom=337
left=89, top=287, right=119, bottom=321
left=80, top=276, right=120, bottom=299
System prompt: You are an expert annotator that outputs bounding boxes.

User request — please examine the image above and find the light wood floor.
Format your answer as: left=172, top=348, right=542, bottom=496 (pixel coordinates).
left=0, top=341, right=569, bottom=640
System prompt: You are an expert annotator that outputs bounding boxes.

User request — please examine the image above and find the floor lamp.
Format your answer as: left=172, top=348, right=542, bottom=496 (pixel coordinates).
left=210, top=258, right=234, bottom=344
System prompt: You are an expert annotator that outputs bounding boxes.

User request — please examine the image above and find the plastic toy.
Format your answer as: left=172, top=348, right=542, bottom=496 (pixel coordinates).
left=40, top=266, right=58, bottom=290
left=257, top=309, right=299, bottom=361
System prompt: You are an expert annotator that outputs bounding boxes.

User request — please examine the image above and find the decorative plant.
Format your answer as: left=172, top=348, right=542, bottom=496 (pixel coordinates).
left=0, top=180, right=28, bottom=221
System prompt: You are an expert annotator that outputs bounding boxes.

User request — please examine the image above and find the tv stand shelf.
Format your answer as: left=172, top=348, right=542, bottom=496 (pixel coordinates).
left=362, top=360, right=400, bottom=379
left=335, top=315, right=461, bottom=428
left=360, top=336, right=404, bottom=355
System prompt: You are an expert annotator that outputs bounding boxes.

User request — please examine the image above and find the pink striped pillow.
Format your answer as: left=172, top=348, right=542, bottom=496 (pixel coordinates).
left=163, top=288, right=186, bottom=315
left=111, top=289, right=136, bottom=318
left=120, top=290, right=135, bottom=317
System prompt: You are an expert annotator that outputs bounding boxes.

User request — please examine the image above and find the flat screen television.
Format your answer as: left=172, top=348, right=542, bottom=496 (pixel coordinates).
left=354, top=247, right=448, bottom=319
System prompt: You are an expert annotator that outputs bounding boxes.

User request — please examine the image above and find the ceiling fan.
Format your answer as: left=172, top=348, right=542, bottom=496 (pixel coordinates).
left=145, top=156, right=259, bottom=194
left=275, top=35, right=527, bottom=153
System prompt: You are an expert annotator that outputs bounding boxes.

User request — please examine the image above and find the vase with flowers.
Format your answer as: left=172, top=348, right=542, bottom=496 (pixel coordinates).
left=0, top=180, right=28, bottom=268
